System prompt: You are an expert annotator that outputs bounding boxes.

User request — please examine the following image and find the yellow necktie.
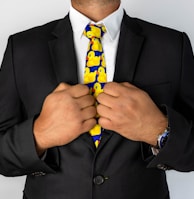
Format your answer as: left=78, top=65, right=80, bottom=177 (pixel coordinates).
left=83, top=24, right=107, bottom=147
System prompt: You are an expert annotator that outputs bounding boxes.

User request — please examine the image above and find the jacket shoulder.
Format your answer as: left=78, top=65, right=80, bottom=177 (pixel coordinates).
left=10, top=16, right=68, bottom=44
left=134, top=16, right=182, bottom=40
left=123, top=14, right=183, bottom=41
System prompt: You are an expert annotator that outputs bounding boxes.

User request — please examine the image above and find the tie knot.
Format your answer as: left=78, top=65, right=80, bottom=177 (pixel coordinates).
left=84, top=24, right=106, bottom=39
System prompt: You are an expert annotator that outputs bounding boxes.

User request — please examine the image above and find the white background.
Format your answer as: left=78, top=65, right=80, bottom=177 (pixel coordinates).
left=0, top=0, right=194, bottom=198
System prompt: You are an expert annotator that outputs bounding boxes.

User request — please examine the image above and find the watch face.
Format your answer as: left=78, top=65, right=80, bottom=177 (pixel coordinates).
left=159, top=130, right=169, bottom=149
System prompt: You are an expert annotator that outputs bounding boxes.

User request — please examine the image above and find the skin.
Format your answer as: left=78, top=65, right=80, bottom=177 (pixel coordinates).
left=97, top=82, right=167, bottom=145
left=34, top=83, right=97, bottom=155
left=71, top=0, right=121, bottom=21
left=34, top=0, right=167, bottom=155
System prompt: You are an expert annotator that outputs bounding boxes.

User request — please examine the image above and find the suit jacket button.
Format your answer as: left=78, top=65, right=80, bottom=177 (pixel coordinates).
left=93, top=175, right=105, bottom=185
left=31, top=171, right=46, bottom=176
left=157, top=164, right=168, bottom=171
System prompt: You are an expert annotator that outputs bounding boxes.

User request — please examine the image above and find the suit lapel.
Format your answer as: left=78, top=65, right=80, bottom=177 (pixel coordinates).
left=114, top=13, right=145, bottom=83
left=48, top=15, right=78, bottom=85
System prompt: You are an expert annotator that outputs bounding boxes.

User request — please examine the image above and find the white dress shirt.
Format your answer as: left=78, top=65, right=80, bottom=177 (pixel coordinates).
left=69, top=4, right=124, bottom=83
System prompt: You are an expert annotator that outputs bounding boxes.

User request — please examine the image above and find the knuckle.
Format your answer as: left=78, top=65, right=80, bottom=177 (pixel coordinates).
left=72, top=84, right=90, bottom=97
left=104, top=82, right=115, bottom=91
left=80, top=84, right=89, bottom=93
left=59, top=82, right=66, bottom=88
left=45, top=93, right=57, bottom=105
left=122, top=82, right=130, bottom=87
left=58, top=82, right=69, bottom=90
left=141, top=89, right=149, bottom=97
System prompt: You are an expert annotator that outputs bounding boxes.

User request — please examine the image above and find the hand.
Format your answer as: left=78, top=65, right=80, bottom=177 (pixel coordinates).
left=34, top=83, right=96, bottom=155
left=97, top=82, right=167, bottom=146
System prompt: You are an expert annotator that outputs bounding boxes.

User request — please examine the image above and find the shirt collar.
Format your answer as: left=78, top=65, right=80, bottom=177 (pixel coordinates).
left=69, top=3, right=124, bottom=41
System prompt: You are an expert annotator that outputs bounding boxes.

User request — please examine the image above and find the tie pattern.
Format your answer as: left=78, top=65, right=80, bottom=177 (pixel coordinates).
left=83, top=24, right=107, bottom=147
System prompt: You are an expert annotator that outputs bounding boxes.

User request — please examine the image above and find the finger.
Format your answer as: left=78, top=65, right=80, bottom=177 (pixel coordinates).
left=81, top=118, right=97, bottom=133
left=69, top=84, right=90, bottom=98
left=53, top=82, right=71, bottom=92
left=98, top=117, right=112, bottom=130
left=97, top=92, right=117, bottom=108
left=82, top=106, right=97, bottom=121
left=76, top=95, right=95, bottom=109
left=97, top=104, right=113, bottom=119
left=103, top=82, right=121, bottom=97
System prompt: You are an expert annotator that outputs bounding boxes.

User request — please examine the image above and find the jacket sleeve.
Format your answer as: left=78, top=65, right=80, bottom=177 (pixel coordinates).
left=0, top=36, right=59, bottom=177
left=147, top=32, right=194, bottom=172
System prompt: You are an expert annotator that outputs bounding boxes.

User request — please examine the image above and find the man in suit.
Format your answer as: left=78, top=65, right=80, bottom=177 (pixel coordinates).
left=0, top=0, right=194, bottom=198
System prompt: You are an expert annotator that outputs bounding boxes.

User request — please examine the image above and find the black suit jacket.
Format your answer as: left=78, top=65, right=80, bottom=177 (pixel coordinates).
left=0, top=13, right=194, bottom=199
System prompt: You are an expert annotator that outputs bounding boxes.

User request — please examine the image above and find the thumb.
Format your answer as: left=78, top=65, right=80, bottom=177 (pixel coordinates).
left=53, top=82, right=71, bottom=92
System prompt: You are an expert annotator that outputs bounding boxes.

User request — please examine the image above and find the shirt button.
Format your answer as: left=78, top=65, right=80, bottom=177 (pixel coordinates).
left=93, top=175, right=105, bottom=185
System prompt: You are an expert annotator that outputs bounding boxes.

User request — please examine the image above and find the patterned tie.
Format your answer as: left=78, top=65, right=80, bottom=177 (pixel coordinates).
left=83, top=24, right=107, bottom=147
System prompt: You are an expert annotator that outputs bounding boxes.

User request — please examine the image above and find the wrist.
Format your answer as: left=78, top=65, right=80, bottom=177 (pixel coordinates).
left=147, top=115, right=168, bottom=146
left=33, top=119, right=48, bottom=156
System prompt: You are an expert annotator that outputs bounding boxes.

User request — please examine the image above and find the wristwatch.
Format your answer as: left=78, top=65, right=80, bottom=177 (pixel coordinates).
left=156, top=127, right=170, bottom=149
